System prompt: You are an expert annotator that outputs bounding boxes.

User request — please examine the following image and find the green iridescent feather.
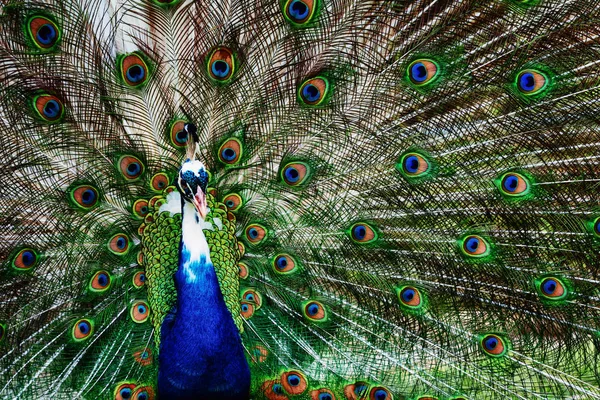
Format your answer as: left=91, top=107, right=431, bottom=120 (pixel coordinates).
left=1, top=0, right=600, bottom=399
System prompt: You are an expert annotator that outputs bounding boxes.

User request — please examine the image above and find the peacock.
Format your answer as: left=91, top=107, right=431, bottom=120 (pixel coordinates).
left=2, top=0, right=600, bottom=398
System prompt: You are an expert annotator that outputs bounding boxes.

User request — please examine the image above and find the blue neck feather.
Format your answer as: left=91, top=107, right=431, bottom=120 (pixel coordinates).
left=157, top=199, right=250, bottom=400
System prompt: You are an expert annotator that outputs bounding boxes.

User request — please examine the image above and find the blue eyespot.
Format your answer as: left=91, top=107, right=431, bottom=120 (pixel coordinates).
left=43, top=99, right=60, bottom=118
left=518, top=72, right=535, bottom=92
left=139, top=273, right=146, bottom=282
left=211, top=60, right=230, bottom=78
left=78, top=322, right=90, bottom=335
left=120, top=387, right=132, bottom=399
left=248, top=228, right=258, bottom=239
left=175, top=129, right=188, bottom=144
left=141, top=351, right=149, bottom=359
left=401, top=288, right=415, bottom=303
left=484, top=336, right=498, bottom=351
left=502, top=175, right=518, bottom=192
left=221, top=148, right=237, bottom=161
left=137, top=392, right=148, bottom=400
left=352, top=225, right=367, bottom=240
left=81, top=189, right=96, bottom=205
left=276, top=257, right=288, bottom=269
left=307, top=303, right=319, bottom=316
left=410, top=62, right=427, bottom=83
left=374, top=389, right=389, bottom=400
left=241, top=304, right=249, bottom=312
left=21, top=251, right=36, bottom=267
left=137, top=305, right=147, bottom=314
left=126, top=65, right=145, bottom=83
left=288, top=0, right=309, bottom=20
left=116, top=237, right=127, bottom=249
left=284, top=167, right=300, bottom=183
left=273, top=384, right=283, bottom=394
left=127, top=162, right=141, bottom=176
left=465, top=237, right=480, bottom=253
left=542, top=279, right=557, bottom=295
left=301, top=84, right=320, bottom=103
left=97, top=273, right=109, bottom=287
left=319, top=394, right=332, bottom=400
left=287, top=373, right=301, bottom=386
left=355, top=384, right=368, bottom=395
left=244, top=293, right=255, bottom=301
left=403, top=155, right=419, bottom=173
left=37, top=24, right=57, bottom=45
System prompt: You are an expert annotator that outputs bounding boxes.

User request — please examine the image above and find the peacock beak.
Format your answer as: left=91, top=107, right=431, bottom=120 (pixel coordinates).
left=192, top=186, right=208, bottom=219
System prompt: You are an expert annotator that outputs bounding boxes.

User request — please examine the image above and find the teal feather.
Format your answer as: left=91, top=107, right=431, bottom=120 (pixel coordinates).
left=1, top=0, right=600, bottom=399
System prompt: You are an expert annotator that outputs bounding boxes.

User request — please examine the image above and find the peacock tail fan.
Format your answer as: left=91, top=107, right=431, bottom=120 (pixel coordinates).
left=1, top=0, right=600, bottom=399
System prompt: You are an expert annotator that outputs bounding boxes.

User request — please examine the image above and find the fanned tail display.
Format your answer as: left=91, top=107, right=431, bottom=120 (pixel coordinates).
left=1, top=0, right=600, bottom=398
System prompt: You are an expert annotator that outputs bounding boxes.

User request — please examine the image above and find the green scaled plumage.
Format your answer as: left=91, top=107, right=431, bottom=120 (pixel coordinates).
left=1, top=0, right=600, bottom=399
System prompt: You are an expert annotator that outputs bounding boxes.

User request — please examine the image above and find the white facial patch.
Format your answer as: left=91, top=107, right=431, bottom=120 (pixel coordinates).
left=180, top=159, right=206, bottom=176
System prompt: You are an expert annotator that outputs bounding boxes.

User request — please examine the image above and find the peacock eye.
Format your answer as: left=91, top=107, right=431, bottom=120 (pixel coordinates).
left=281, top=162, right=311, bottom=186
left=238, top=262, right=249, bottom=279
left=12, top=248, right=39, bottom=271
left=114, top=383, right=137, bottom=400
left=150, top=173, right=169, bottom=192
left=33, top=94, right=64, bottom=122
left=167, top=119, right=189, bottom=148
left=408, top=59, right=439, bottom=86
left=460, top=234, right=489, bottom=258
left=90, top=270, right=112, bottom=292
left=517, top=69, right=547, bottom=95
left=133, top=271, right=146, bottom=288
left=119, top=53, right=150, bottom=87
left=298, top=77, right=329, bottom=106
left=118, top=155, right=145, bottom=180
left=133, top=199, right=149, bottom=219
left=240, top=302, right=255, bottom=319
left=207, top=47, right=236, bottom=84
left=283, top=0, right=318, bottom=25
left=369, top=387, right=391, bottom=400
left=273, top=254, right=298, bottom=274
left=498, top=172, right=530, bottom=197
left=480, top=334, right=508, bottom=357
left=537, top=276, right=567, bottom=300
left=399, top=152, right=430, bottom=178
left=218, top=138, right=243, bottom=165
left=130, top=301, right=150, bottom=323
left=349, top=222, right=377, bottom=244
left=397, top=286, right=421, bottom=308
left=71, top=184, right=100, bottom=210
left=27, top=16, right=61, bottom=50
left=108, top=233, right=130, bottom=255
left=281, top=370, right=308, bottom=394
left=222, top=193, right=243, bottom=212
left=133, top=347, right=153, bottom=366
left=72, top=319, right=94, bottom=341
left=303, top=301, right=326, bottom=321
left=245, top=224, right=267, bottom=245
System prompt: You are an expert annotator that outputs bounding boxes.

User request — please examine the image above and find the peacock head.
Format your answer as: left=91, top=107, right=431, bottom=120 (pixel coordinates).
left=178, top=159, right=209, bottom=219
left=177, top=123, right=209, bottom=218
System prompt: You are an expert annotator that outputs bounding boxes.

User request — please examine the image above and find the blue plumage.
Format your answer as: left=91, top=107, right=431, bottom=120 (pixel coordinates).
left=158, top=251, right=250, bottom=399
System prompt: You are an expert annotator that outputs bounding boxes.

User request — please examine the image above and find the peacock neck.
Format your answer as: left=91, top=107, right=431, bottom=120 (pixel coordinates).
left=157, top=199, right=250, bottom=400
